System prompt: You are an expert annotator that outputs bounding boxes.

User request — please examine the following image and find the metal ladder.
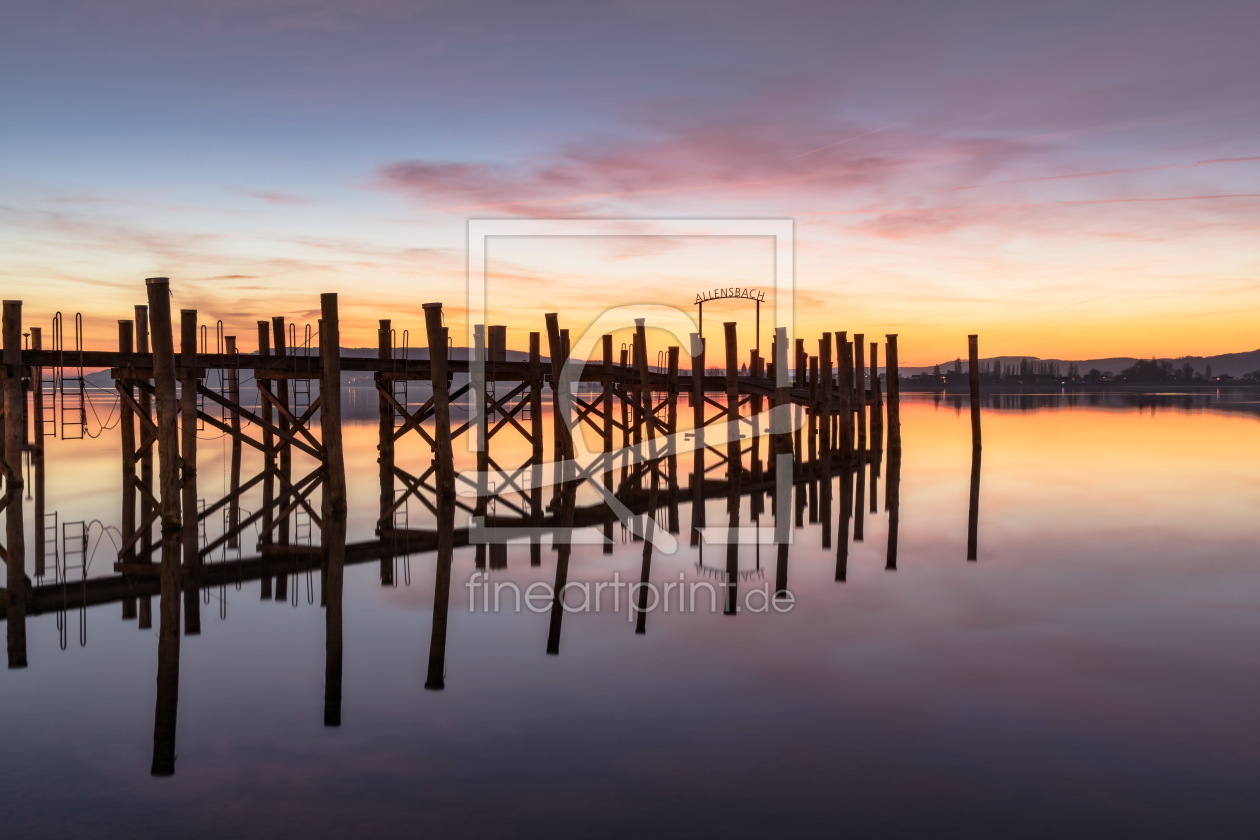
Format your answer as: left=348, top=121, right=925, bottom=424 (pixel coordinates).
left=61, top=520, right=88, bottom=583
left=39, top=368, right=58, bottom=437
left=52, top=313, right=87, bottom=440
left=39, top=512, right=59, bottom=580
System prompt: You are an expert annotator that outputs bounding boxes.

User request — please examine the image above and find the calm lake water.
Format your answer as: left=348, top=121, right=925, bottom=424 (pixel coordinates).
left=3, top=390, right=1259, bottom=838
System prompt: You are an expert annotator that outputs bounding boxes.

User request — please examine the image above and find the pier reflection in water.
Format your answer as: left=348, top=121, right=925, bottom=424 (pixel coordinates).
left=5, top=385, right=1260, bottom=835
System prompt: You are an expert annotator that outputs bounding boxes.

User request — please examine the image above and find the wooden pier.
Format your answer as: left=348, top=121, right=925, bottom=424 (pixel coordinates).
left=1, top=279, right=907, bottom=663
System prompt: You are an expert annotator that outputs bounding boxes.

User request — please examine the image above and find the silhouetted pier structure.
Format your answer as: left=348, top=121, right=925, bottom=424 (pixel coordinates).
left=1, top=280, right=910, bottom=663
left=0, top=279, right=976, bottom=778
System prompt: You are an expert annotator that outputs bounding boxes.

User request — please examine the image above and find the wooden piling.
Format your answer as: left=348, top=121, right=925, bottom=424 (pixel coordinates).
left=3, top=300, right=28, bottom=668
left=968, top=334, right=982, bottom=450
left=854, top=333, right=867, bottom=447
left=818, top=336, right=832, bottom=459
left=30, top=327, right=45, bottom=580
left=634, top=319, right=656, bottom=443
left=836, top=332, right=852, bottom=458
left=691, top=334, right=705, bottom=436
left=119, top=321, right=137, bottom=564
left=256, top=321, right=274, bottom=556
left=423, top=303, right=455, bottom=499
left=136, top=306, right=154, bottom=561
left=376, top=319, right=393, bottom=557
left=885, top=334, right=901, bottom=450
left=320, top=294, right=347, bottom=514
left=225, top=336, right=242, bottom=551
left=145, top=277, right=182, bottom=769
left=179, top=309, right=201, bottom=635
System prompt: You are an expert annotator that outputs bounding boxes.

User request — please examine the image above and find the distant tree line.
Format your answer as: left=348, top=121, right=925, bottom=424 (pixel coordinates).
left=911, top=357, right=1260, bottom=386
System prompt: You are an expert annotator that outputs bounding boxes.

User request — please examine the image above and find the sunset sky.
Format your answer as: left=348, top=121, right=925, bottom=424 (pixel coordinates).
left=3, top=0, right=1258, bottom=364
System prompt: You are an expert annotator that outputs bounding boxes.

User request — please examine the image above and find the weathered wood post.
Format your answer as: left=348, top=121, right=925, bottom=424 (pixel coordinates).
left=854, top=333, right=867, bottom=448
left=807, top=355, right=817, bottom=463
left=600, top=334, right=616, bottom=555
left=3, top=300, right=28, bottom=668
left=818, top=336, right=832, bottom=461
left=543, top=312, right=574, bottom=470
left=691, top=334, right=705, bottom=437
left=836, top=332, right=853, bottom=459
left=271, top=317, right=293, bottom=548
left=145, top=277, right=182, bottom=773
left=134, top=308, right=154, bottom=624
left=27, top=327, right=47, bottom=583
left=530, top=331, right=545, bottom=462
left=225, top=336, right=242, bottom=552
left=634, top=319, right=656, bottom=444
left=529, top=331, right=544, bottom=567
left=320, top=294, right=347, bottom=515
left=376, top=319, right=393, bottom=583
left=666, top=344, right=680, bottom=439
left=118, top=321, right=136, bottom=567
left=118, top=319, right=137, bottom=619
left=257, top=321, right=274, bottom=566
left=179, top=309, right=201, bottom=635
left=968, top=334, right=982, bottom=451
left=870, top=341, right=883, bottom=435
left=424, top=303, right=455, bottom=500
left=886, top=334, right=901, bottom=452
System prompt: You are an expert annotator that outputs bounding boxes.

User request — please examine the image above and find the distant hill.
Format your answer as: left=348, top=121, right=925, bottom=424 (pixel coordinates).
left=901, top=349, right=1260, bottom=379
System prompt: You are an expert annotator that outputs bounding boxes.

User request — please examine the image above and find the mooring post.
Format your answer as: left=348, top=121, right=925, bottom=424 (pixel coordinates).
left=723, top=321, right=739, bottom=420
left=472, top=324, right=488, bottom=571
left=854, top=333, right=867, bottom=449
left=691, top=334, right=705, bottom=438
left=376, top=319, right=393, bottom=581
left=29, top=327, right=45, bottom=580
left=179, top=309, right=201, bottom=635
left=836, top=332, right=852, bottom=458
left=423, top=303, right=455, bottom=500
left=543, top=313, right=574, bottom=470
left=818, top=336, right=832, bottom=461
left=116, top=321, right=136, bottom=568
left=3, top=300, right=28, bottom=668
left=119, top=320, right=138, bottom=619
left=256, top=321, right=274, bottom=564
left=145, top=278, right=182, bottom=770
left=320, top=294, right=347, bottom=515
left=526, top=330, right=544, bottom=566
left=225, top=336, right=242, bottom=551
left=870, top=341, right=882, bottom=433
left=530, top=331, right=545, bottom=461
left=634, top=319, right=655, bottom=443
left=807, top=355, right=818, bottom=463
left=794, top=338, right=806, bottom=388
left=968, top=334, right=982, bottom=451
left=885, top=334, right=901, bottom=451
left=667, top=345, right=679, bottom=436
left=135, top=307, right=154, bottom=565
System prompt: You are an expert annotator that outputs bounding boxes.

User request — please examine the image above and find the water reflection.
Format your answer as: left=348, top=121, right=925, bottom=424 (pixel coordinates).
left=7, top=389, right=1260, bottom=836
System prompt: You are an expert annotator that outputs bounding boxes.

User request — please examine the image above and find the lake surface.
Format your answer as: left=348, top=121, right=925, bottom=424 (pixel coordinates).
left=3, top=391, right=1259, bottom=838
